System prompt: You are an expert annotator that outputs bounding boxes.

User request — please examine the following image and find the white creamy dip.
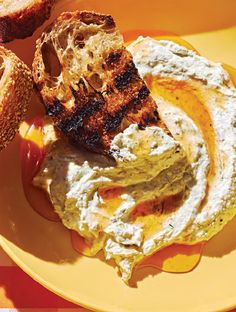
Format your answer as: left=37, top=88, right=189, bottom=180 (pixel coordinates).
left=35, top=123, right=193, bottom=280
left=35, top=37, right=236, bottom=282
left=128, top=37, right=236, bottom=243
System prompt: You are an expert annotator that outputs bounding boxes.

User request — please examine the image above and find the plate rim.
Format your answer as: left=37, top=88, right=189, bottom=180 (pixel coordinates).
left=1, top=7, right=236, bottom=309
left=1, top=236, right=236, bottom=312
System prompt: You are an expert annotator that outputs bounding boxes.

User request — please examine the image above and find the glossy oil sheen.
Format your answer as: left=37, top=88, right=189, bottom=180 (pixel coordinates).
left=19, top=32, right=221, bottom=275
left=20, top=116, right=205, bottom=274
left=0, top=1, right=236, bottom=310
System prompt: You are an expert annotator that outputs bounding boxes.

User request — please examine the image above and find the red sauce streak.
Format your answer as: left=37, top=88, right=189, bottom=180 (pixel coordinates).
left=99, top=186, right=124, bottom=200
left=131, top=193, right=183, bottom=220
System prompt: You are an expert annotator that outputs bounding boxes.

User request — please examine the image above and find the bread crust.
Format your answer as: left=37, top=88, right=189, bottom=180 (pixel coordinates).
left=0, top=0, right=55, bottom=42
left=33, top=10, right=168, bottom=154
left=0, top=46, right=33, bottom=150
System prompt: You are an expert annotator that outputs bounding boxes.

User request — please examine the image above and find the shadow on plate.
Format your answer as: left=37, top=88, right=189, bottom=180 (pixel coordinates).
left=0, top=133, right=79, bottom=265
left=203, top=215, right=236, bottom=258
left=96, top=250, right=162, bottom=288
left=130, top=267, right=162, bottom=287
left=128, top=213, right=236, bottom=287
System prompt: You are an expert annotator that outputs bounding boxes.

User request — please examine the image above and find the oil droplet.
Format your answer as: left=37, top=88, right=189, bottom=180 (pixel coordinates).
left=71, top=231, right=94, bottom=257
left=138, top=242, right=205, bottom=273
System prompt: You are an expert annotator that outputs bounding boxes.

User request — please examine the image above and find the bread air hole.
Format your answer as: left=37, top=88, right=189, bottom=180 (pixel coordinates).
left=87, top=73, right=103, bottom=90
left=74, top=34, right=85, bottom=49
left=41, top=42, right=62, bottom=78
left=87, top=64, right=93, bottom=71
left=58, top=31, right=69, bottom=50
left=0, top=56, right=4, bottom=80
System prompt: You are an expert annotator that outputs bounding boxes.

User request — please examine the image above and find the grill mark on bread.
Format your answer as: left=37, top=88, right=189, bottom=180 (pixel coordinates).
left=104, top=111, right=125, bottom=132
left=143, top=114, right=160, bottom=125
left=105, top=51, right=122, bottom=68
left=137, top=85, right=150, bottom=99
left=58, top=96, right=104, bottom=133
left=114, top=62, right=139, bottom=90
left=129, top=85, right=150, bottom=106
left=32, top=10, right=170, bottom=153
left=46, top=99, right=64, bottom=117
left=104, top=85, right=151, bottom=133
left=84, top=131, right=103, bottom=148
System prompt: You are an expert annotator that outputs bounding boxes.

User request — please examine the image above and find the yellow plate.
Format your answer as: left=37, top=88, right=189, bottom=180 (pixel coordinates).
left=1, top=0, right=236, bottom=311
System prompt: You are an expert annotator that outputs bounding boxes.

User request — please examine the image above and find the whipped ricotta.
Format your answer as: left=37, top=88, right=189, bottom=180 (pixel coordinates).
left=128, top=37, right=236, bottom=243
left=128, top=37, right=235, bottom=94
left=35, top=37, right=236, bottom=283
left=34, top=123, right=192, bottom=280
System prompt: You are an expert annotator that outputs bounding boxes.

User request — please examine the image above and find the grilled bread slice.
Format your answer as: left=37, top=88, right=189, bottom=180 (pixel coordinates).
left=33, top=11, right=168, bottom=153
left=0, top=0, right=55, bottom=42
left=0, top=46, right=33, bottom=150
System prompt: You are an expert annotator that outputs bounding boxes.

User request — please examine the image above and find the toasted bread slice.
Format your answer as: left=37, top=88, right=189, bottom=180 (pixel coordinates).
left=0, top=0, right=55, bottom=42
left=0, top=46, right=33, bottom=150
left=33, top=11, right=168, bottom=153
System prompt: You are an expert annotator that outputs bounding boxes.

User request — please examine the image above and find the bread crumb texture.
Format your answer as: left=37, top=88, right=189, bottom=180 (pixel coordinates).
left=0, top=46, right=33, bottom=150
left=0, top=0, right=55, bottom=42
